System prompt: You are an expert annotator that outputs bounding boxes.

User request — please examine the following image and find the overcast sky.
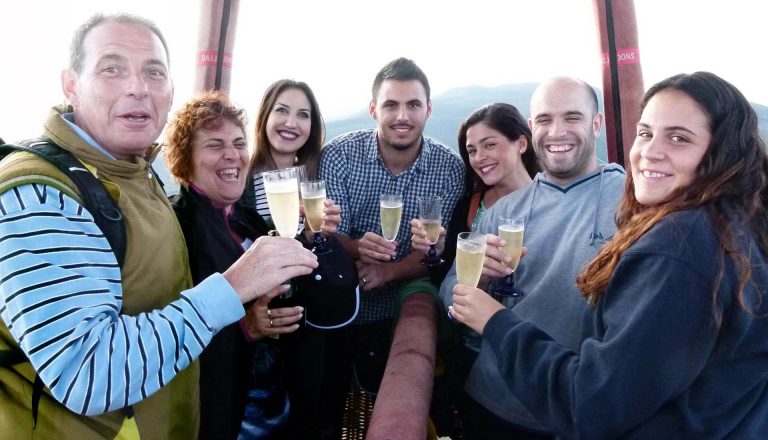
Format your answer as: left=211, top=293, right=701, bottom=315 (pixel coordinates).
left=1, top=0, right=766, bottom=143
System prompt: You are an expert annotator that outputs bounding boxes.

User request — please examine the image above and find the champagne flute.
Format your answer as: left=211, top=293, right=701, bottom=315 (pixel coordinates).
left=262, top=168, right=300, bottom=238
left=418, top=195, right=444, bottom=267
left=494, top=216, right=525, bottom=298
left=448, top=231, right=487, bottom=321
left=380, top=194, right=403, bottom=262
left=300, top=180, right=330, bottom=254
left=262, top=168, right=302, bottom=314
left=379, top=194, right=403, bottom=242
left=455, top=232, right=487, bottom=288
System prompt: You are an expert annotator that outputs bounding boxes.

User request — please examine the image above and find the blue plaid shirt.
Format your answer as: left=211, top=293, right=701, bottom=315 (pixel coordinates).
left=320, top=129, right=465, bottom=322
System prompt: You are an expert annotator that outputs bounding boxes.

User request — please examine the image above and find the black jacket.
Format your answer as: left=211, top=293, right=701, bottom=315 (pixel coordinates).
left=172, top=186, right=271, bottom=440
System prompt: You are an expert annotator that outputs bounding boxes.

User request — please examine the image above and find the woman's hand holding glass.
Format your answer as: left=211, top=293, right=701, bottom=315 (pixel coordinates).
left=415, top=195, right=445, bottom=266
left=449, top=284, right=506, bottom=334
left=448, top=231, right=522, bottom=328
left=300, top=198, right=340, bottom=236
left=410, top=218, right=446, bottom=255
left=299, top=180, right=341, bottom=254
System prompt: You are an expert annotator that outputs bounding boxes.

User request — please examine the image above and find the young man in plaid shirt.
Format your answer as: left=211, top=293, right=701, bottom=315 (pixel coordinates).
left=291, top=57, right=464, bottom=438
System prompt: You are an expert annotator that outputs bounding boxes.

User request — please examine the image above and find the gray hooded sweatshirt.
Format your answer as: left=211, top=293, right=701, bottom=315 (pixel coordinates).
left=439, top=163, right=626, bottom=432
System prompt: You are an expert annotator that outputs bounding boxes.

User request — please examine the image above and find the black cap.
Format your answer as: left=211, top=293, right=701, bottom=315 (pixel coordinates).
left=295, top=237, right=359, bottom=328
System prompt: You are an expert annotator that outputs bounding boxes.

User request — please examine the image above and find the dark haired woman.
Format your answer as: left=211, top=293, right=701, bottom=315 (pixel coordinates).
left=410, top=103, right=540, bottom=436
left=243, top=79, right=324, bottom=219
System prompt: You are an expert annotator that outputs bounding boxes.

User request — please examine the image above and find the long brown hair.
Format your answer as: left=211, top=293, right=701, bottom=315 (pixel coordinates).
left=457, top=103, right=540, bottom=197
left=577, top=72, right=768, bottom=313
left=248, top=79, right=324, bottom=179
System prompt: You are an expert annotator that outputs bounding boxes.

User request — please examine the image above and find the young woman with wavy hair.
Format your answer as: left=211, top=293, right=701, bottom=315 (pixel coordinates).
left=449, top=72, right=768, bottom=438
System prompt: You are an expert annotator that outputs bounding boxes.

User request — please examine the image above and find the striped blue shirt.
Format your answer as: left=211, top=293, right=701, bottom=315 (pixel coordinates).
left=0, top=183, right=244, bottom=415
left=319, top=129, right=465, bottom=322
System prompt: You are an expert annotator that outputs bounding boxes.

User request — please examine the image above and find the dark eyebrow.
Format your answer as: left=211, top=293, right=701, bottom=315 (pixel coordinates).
left=665, top=125, right=698, bottom=136
left=637, top=122, right=698, bottom=136
left=275, top=102, right=311, bottom=113
left=479, top=135, right=496, bottom=144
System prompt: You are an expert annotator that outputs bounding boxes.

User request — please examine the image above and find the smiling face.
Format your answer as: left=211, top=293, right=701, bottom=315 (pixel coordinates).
left=62, top=21, right=173, bottom=160
left=529, top=78, right=600, bottom=185
left=370, top=79, right=432, bottom=152
left=190, top=119, right=249, bottom=206
left=465, top=121, right=526, bottom=188
left=630, top=89, right=711, bottom=206
left=265, top=87, right=311, bottom=158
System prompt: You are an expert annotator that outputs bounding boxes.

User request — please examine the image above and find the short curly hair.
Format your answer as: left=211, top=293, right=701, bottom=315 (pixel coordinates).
left=164, top=91, right=247, bottom=184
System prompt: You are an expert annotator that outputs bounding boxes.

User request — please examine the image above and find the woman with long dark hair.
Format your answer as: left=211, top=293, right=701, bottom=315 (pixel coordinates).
left=244, top=79, right=324, bottom=220
left=451, top=72, right=768, bottom=437
left=411, top=102, right=539, bottom=282
left=410, top=103, right=540, bottom=436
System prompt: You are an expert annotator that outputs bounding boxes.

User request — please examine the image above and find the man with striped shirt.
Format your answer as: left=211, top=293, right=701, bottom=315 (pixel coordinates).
left=0, top=13, right=317, bottom=439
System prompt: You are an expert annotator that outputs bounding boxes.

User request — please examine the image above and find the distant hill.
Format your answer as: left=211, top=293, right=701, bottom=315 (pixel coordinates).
left=326, top=83, right=557, bottom=155
left=155, top=84, right=768, bottom=195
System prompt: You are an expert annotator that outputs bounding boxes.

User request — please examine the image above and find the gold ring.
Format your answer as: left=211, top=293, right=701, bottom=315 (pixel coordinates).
left=267, top=309, right=272, bottom=318
left=270, top=319, right=274, bottom=327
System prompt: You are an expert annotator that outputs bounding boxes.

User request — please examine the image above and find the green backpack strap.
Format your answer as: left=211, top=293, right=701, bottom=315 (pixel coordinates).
left=0, top=349, right=26, bottom=366
left=0, top=349, right=45, bottom=427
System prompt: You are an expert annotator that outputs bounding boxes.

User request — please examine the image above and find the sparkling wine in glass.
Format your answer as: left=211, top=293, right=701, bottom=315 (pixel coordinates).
left=300, top=180, right=330, bottom=254
left=455, top=232, right=486, bottom=288
left=494, top=216, right=525, bottom=298
left=262, top=168, right=301, bottom=312
left=418, top=195, right=444, bottom=267
left=262, top=168, right=300, bottom=238
left=379, top=194, right=403, bottom=242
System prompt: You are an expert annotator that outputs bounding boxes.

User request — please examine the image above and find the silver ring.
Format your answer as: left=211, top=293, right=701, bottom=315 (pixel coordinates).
left=267, top=309, right=272, bottom=318
left=361, top=277, right=367, bottom=285
left=270, top=319, right=274, bottom=327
